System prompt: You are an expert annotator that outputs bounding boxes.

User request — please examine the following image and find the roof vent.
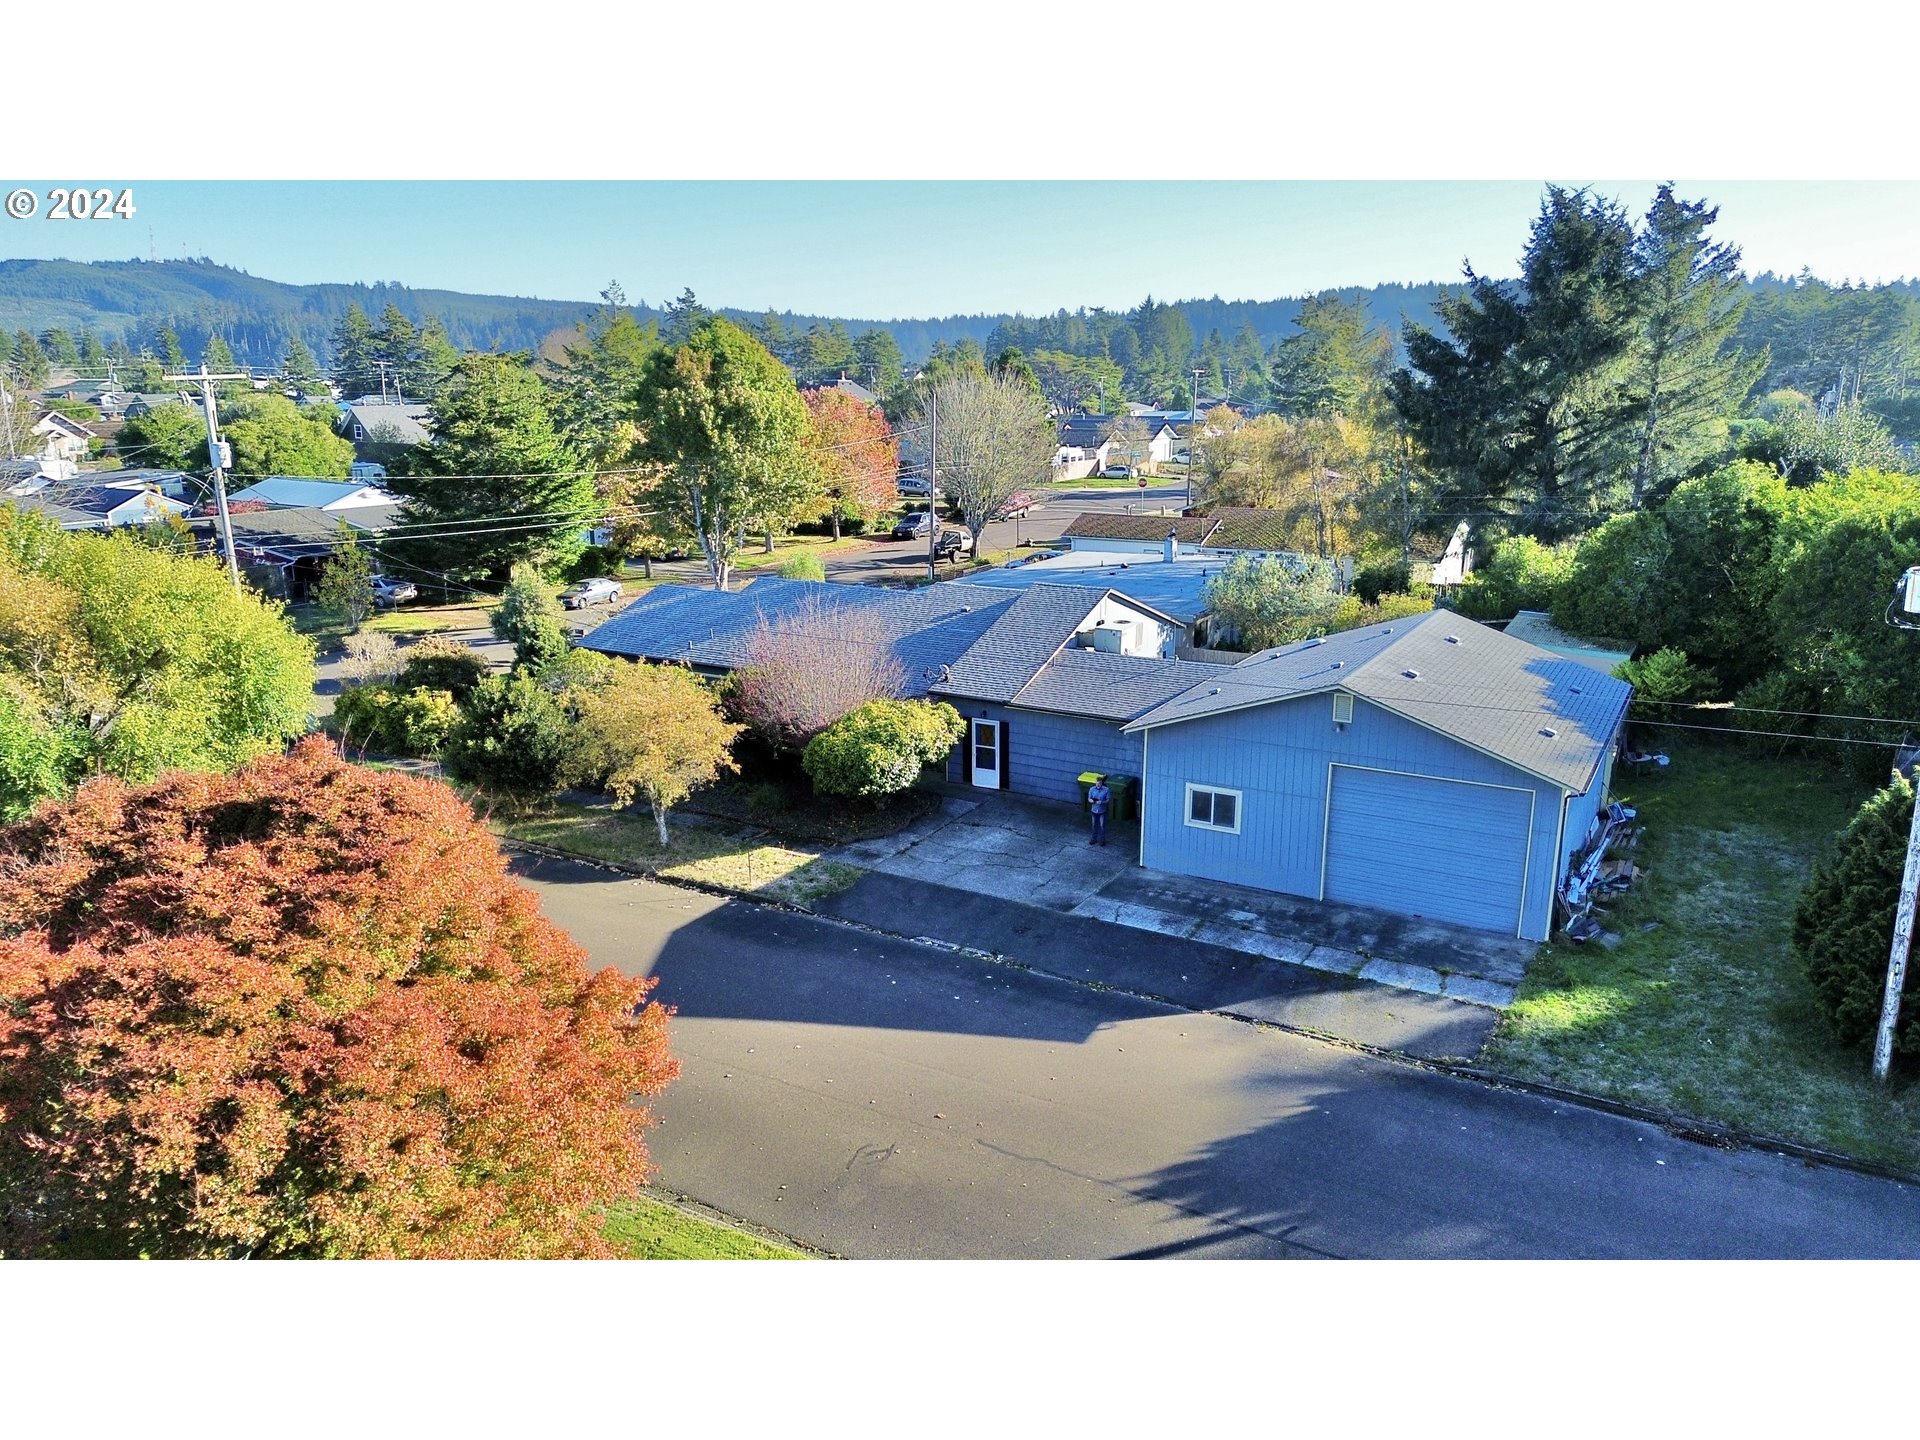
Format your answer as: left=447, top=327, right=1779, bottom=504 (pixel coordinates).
left=1303, top=637, right=1323, bottom=648
left=1569, top=684, right=1583, bottom=694
left=1401, top=668, right=1420, bottom=680
left=1330, top=660, right=1344, bottom=669
left=1539, top=727, right=1557, bottom=738
left=1209, top=687, right=1221, bottom=696
left=1444, top=635, right=1460, bottom=645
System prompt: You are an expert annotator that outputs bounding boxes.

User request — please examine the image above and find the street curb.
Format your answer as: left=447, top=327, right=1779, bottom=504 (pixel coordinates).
left=636, top=1185, right=840, bottom=1259
left=503, top=839, right=1920, bottom=1196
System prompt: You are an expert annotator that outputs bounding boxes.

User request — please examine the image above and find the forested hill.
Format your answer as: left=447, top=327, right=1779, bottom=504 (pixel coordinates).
left=0, top=257, right=1458, bottom=370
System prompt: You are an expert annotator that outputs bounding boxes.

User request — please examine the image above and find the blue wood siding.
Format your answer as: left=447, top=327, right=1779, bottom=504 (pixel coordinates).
left=1140, top=693, right=1588, bottom=940
left=943, top=702, right=1142, bottom=802
left=1323, top=766, right=1532, bottom=933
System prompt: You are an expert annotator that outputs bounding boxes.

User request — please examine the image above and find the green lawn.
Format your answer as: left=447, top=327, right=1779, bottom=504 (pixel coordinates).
left=497, top=798, right=864, bottom=907
left=603, top=1194, right=807, bottom=1259
left=729, top=534, right=877, bottom=574
left=1482, top=737, right=1920, bottom=1172
left=364, top=600, right=498, bottom=636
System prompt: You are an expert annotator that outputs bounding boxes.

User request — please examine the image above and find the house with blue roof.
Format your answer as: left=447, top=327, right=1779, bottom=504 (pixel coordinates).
left=227, top=477, right=400, bottom=513
left=574, top=575, right=1631, bottom=941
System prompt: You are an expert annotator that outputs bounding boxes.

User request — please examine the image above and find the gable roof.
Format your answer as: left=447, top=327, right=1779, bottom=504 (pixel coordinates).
left=929, top=583, right=1188, bottom=705
left=344, top=402, right=432, bottom=446
left=1124, top=609, right=1632, bottom=793
left=12, top=480, right=191, bottom=528
left=1007, top=649, right=1225, bottom=723
left=227, top=477, right=398, bottom=510
left=950, top=554, right=1232, bottom=625
left=218, top=505, right=347, bottom=556
left=1501, top=610, right=1634, bottom=675
left=1057, top=415, right=1117, bottom=448
left=578, top=577, right=1020, bottom=698
left=1201, top=506, right=1300, bottom=552
left=33, top=410, right=91, bottom=440
left=1062, top=513, right=1215, bottom=545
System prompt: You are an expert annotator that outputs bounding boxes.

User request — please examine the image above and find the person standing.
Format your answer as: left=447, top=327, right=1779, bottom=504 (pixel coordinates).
left=1087, top=775, right=1111, bottom=847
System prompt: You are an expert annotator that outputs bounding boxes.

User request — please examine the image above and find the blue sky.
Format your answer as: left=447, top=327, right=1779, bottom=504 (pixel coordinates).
left=4, top=180, right=1915, bottom=318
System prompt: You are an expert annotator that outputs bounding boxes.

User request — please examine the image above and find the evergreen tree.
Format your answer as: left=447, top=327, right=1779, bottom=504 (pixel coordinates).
left=202, top=334, right=236, bottom=372
left=550, top=282, right=659, bottom=464
left=10, top=329, right=49, bottom=387
left=663, top=288, right=711, bottom=345
left=855, top=327, right=905, bottom=398
left=330, top=304, right=379, bottom=398
left=1268, top=293, right=1393, bottom=419
left=78, top=328, right=108, bottom=370
left=282, top=335, right=324, bottom=390
left=1624, top=186, right=1764, bottom=504
left=372, top=302, right=418, bottom=397
left=383, top=353, right=592, bottom=580
left=153, top=325, right=186, bottom=371
left=412, top=315, right=460, bottom=400
left=1393, top=187, right=1642, bottom=541
left=40, top=329, right=81, bottom=368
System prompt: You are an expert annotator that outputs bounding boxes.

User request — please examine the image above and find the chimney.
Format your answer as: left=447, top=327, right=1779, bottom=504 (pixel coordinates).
left=1163, top=527, right=1179, bottom=564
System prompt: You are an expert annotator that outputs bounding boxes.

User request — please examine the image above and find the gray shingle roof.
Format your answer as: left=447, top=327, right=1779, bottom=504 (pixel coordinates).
left=935, top=584, right=1108, bottom=702
left=1057, top=415, right=1117, bottom=448
left=1124, top=609, right=1631, bottom=793
left=345, top=403, right=432, bottom=446
left=1063, top=513, right=1215, bottom=545
left=578, top=577, right=1019, bottom=698
left=1008, top=650, right=1226, bottom=723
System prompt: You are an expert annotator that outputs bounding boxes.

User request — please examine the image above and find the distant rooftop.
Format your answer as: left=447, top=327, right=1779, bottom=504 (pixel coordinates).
left=1502, top=610, right=1634, bottom=675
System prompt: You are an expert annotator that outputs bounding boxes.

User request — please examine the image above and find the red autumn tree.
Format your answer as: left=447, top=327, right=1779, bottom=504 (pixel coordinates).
left=802, top=386, right=898, bottom=539
left=0, top=739, right=677, bottom=1259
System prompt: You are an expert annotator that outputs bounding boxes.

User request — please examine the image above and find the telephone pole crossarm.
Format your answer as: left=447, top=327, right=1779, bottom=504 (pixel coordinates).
left=166, top=365, right=252, bottom=593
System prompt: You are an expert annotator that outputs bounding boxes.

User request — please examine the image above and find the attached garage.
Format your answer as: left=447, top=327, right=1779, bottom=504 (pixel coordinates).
left=1321, top=765, right=1532, bottom=936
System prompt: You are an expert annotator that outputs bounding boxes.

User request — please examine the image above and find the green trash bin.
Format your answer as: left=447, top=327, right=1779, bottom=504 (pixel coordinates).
left=1106, top=774, right=1135, bottom=822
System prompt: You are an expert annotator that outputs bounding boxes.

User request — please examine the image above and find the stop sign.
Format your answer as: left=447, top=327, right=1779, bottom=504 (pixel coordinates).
left=1136, top=476, right=1148, bottom=489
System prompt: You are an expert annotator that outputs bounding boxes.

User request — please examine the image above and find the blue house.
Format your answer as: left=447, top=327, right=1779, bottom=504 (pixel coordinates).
left=1123, top=611, right=1632, bottom=941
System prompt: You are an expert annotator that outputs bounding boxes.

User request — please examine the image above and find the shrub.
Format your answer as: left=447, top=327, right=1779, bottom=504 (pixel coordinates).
left=442, top=674, right=573, bottom=807
left=490, top=564, right=571, bottom=674
left=332, top=682, right=462, bottom=758
left=744, top=781, right=789, bottom=814
left=803, top=698, right=966, bottom=800
left=565, top=545, right=624, bottom=583
left=1453, top=535, right=1575, bottom=621
left=1792, top=777, right=1920, bottom=1061
left=1201, top=554, right=1342, bottom=650
left=777, top=553, right=827, bottom=581
left=1352, top=559, right=1412, bottom=606
left=396, top=634, right=489, bottom=699
left=1613, top=647, right=1707, bottom=721
left=0, top=740, right=676, bottom=1258
left=732, top=594, right=907, bottom=748
left=339, top=630, right=402, bottom=685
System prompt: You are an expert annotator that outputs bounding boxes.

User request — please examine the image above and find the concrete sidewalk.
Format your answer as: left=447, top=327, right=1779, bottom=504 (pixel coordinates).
left=811, top=870, right=1499, bottom=1062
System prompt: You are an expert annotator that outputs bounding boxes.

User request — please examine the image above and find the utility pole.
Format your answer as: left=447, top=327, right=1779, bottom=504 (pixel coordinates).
left=169, top=364, right=249, bottom=593
left=1876, top=565, right=1920, bottom=1081
left=1186, top=366, right=1206, bottom=511
left=926, top=383, right=939, bottom=582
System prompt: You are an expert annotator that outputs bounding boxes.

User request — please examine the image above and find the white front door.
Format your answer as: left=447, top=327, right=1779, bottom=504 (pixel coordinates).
left=970, top=717, right=1002, bottom=790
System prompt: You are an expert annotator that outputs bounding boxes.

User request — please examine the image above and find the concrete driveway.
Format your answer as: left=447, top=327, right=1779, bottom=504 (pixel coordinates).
left=832, top=784, right=1535, bottom=1008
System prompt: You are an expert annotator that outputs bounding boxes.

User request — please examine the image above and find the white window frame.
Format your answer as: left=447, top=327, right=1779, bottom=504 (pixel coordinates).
left=1332, top=691, right=1353, bottom=724
left=1183, top=782, right=1243, bottom=835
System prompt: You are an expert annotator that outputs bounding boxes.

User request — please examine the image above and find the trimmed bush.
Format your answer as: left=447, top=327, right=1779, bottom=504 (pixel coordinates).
left=442, top=673, right=573, bottom=807
left=803, top=699, right=966, bottom=800
left=1792, top=777, right=1920, bottom=1061
left=776, top=553, right=827, bottom=581
left=396, top=634, right=490, bottom=699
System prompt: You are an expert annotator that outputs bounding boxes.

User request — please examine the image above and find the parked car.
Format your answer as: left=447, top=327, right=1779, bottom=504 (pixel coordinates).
left=891, top=511, right=934, bottom=540
left=1098, top=464, right=1139, bottom=479
left=370, top=575, right=417, bottom=607
left=559, top=577, right=623, bottom=609
left=932, top=528, right=974, bottom=560
left=1004, top=549, right=1062, bottom=569
left=991, top=491, right=1037, bottom=521
left=896, top=472, right=933, bottom=497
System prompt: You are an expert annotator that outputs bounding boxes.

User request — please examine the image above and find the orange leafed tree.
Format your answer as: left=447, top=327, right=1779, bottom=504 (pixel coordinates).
left=802, top=386, right=898, bottom=539
left=0, top=739, right=678, bottom=1259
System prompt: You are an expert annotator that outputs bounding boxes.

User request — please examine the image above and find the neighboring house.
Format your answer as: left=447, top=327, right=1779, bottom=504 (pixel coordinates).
left=1054, top=416, right=1179, bottom=474
left=1424, top=520, right=1474, bottom=590
left=1, top=458, right=71, bottom=493
left=204, top=505, right=386, bottom=599
left=340, top=401, right=432, bottom=457
left=1123, top=610, right=1632, bottom=941
left=121, top=392, right=194, bottom=419
left=1501, top=611, right=1633, bottom=676
left=31, top=410, right=92, bottom=466
left=954, top=549, right=1234, bottom=646
left=8, top=475, right=193, bottom=530
left=814, top=373, right=879, bottom=406
left=227, top=477, right=401, bottom=512
left=1061, top=513, right=1215, bottom=555
left=1057, top=509, right=1356, bottom=587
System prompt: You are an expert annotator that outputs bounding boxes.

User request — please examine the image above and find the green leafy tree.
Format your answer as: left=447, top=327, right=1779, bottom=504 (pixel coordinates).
left=634, top=318, right=815, bottom=591
left=897, top=369, right=1054, bottom=553
left=777, top=553, right=826, bottom=580
left=1792, top=777, right=1920, bottom=1061
left=1770, top=400, right=1906, bottom=485
left=384, top=353, right=592, bottom=580
left=441, top=673, right=572, bottom=809
left=803, top=698, right=966, bottom=801
left=312, top=520, right=376, bottom=631
left=1623, top=186, right=1763, bottom=504
left=220, top=392, right=355, bottom=477
left=0, top=507, right=315, bottom=820
left=562, top=659, right=743, bottom=845
left=114, top=402, right=205, bottom=470
left=1548, top=509, right=1670, bottom=642
left=1201, top=554, right=1343, bottom=650
left=490, top=564, right=571, bottom=673
left=1452, top=535, right=1576, bottom=621
left=202, top=334, right=236, bottom=372
left=549, top=282, right=659, bottom=464
left=331, top=681, right=461, bottom=758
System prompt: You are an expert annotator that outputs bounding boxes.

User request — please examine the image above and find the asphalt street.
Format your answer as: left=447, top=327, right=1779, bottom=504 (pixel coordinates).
left=515, top=851, right=1920, bottom=1260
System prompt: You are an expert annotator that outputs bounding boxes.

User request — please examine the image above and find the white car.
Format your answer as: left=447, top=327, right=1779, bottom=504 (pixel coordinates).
left=559, top=577, right=623, bottom=609
left=370, top=575, right=417, bottom=607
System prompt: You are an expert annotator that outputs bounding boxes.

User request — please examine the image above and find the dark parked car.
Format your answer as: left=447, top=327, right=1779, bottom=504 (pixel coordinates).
left=891, top=511, right=934, bottom=540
